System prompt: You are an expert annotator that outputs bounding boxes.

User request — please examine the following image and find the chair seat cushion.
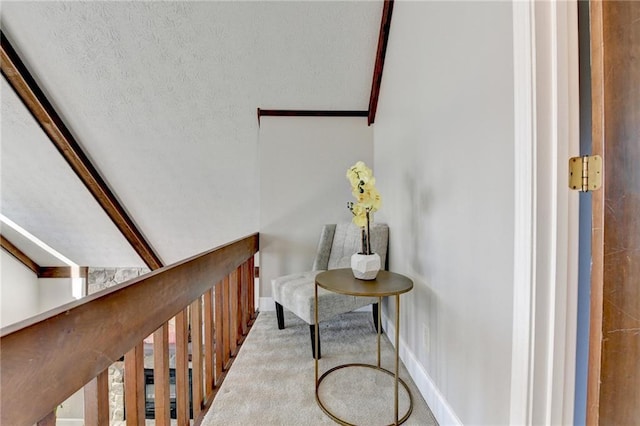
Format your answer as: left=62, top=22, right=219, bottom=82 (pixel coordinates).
left=272, top=271, right=377, bottom=324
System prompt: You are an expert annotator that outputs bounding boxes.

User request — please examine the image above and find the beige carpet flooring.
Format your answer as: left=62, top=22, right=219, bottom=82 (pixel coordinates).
left=201, top=310, right=437, bottom=426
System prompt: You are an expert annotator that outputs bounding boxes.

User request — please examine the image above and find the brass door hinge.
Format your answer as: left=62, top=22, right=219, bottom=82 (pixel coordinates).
left=569, top=155, right=602, bottom=192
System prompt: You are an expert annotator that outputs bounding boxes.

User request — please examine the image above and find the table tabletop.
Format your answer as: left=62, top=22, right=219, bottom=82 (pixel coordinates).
left=315, top=268, right=413, bottom=297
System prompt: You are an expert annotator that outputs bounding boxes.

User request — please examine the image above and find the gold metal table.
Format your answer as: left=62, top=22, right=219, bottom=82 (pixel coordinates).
left=314, top=268, right=414, bottom=426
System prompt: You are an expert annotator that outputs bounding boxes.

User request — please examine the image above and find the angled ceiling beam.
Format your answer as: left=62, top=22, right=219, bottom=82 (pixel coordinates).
left=1, top=235, right=40, bottom=274
left=367, top=0, right=394, bottom=125
left=1, top=31, right=163, bottom=270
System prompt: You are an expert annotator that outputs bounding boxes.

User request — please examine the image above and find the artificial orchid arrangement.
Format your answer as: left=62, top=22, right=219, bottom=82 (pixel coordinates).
left=346, top=161, right=382, bottom=255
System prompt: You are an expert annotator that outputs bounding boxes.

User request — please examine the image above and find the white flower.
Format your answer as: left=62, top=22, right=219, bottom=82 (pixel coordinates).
left=346, top=161, right=383, bottom=254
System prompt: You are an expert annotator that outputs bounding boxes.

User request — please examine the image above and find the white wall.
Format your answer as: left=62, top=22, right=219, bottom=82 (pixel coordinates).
left=1, top=250, right=40, bottom=326
left=373, top=2, right=514, bottom=425
left=259, top=116, right=373, bottom=302
left=1, top=250, right=76, bottom=326
left=39, top=278, right=75, bottom=313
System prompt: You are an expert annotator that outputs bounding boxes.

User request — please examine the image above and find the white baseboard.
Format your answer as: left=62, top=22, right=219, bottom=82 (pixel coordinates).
left=382, top=313, right=462, bottom=426
left=259, top=297, right=275, bottom=311
left=56, top=419, right=84, bottom=426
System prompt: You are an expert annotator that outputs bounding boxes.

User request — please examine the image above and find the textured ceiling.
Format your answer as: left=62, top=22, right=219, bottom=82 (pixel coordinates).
left=1, top=79, right=146, bottom=267
left=1, top=224, right=68, bottom=268
left=0, top=1, right=381, bottom=266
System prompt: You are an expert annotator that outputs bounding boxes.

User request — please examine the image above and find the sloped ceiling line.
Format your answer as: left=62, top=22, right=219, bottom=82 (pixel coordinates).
left=368, top=0, right=394, bottom=125
left=256, top=0, right=394, bottom=127
left=0, top=32, right=163, bottom=270
left=1, top=235, right=39, bottom=274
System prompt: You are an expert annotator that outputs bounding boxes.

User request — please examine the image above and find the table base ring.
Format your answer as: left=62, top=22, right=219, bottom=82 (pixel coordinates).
left=315, top=363, right=414, bottom=426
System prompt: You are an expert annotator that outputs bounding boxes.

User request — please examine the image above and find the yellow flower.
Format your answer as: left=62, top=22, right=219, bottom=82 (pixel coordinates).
left=346, top=161, right=382, bottom=253
left=351, top=203, right=368, bottom=227
left=353, top=212, right=368, bottom=227
left=346, top=161, right=373, bottom=189
left=346, top=161, right=382, bottom=228
left=362, top=187, right=381, bottom=211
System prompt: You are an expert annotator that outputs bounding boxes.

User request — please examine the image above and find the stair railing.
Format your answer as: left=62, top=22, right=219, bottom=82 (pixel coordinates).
left=1, top=233, right=258, bottom=426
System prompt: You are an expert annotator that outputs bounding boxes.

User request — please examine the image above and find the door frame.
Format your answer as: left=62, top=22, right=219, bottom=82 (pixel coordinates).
left=511, top=1, right=580, bottom=424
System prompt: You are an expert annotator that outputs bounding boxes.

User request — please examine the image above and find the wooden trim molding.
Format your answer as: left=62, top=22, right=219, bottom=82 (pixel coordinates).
left=509, top=1, right=536, bottom=423
left=367, top=0, right=394, bottom=125
left=0, top=32, right=163, bottom=270
left=0, top=235, right=39, bottom=274
left=257, top=108, right=367, bottom=125
left=38, top=266, right=88, bottom=279
left=510, top=1, right=580, bottom=424
left=586, top=2, right=605, bottom=423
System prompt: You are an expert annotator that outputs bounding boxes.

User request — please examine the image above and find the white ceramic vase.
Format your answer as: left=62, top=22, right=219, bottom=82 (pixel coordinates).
left=350, top=253, right=381, bottom=280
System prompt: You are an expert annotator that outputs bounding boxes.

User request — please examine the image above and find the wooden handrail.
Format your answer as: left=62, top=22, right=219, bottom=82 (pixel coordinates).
left=0, top=233, right=258, bottom=426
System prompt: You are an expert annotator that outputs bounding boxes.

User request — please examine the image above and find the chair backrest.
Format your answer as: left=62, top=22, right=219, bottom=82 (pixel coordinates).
left=312, top=223, right=389, bottom=271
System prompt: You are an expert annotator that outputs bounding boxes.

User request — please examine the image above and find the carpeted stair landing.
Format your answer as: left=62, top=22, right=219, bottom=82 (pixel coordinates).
left=201, top=310, right=437, bottom=426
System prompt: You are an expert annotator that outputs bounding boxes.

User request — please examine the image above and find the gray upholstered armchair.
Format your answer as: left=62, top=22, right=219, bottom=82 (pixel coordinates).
left=271, top=223, right=389, bottom=359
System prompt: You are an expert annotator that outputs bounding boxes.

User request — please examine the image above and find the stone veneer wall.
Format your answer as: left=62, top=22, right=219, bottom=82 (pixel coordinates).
left=88, top=267, right=150, bottom=294
left=88, top=267, right=150, bottom=422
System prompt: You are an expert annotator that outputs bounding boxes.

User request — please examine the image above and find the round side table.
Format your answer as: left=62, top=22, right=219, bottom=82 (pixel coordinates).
left=314, top=268, right=414, bottom=426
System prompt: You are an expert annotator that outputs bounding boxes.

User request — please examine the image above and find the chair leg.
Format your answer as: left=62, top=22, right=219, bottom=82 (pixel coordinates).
left=275, top=302, right=285, bottom=330
left=372, top=303, right=380, bottom=333
left=309, top=324, right=321, bottom=359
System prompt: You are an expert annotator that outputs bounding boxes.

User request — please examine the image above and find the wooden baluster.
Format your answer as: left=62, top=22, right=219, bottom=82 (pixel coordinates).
left=222, top=276, right=231, bottom=368
left=214, top=282, right=224, bottom=385
left=229, top=270, right=239, bottom=355
left=249, top=256, right=256, bottom=318
left=84, top=369, right=109, bottom=425
left=124, top=343, right=145, bottom=426
left=190, top=297, right=203, bottom=420
left=175, top=310, right=190, bottom=425
left=239, top=262, right=246, bottom=332
left=247, top=260, right=253, bottom=323
left=240, top=263, right=248, bottom=337
left=204, top=288, right=215, bottom=397
left=153, top=324, right=170, bottom=425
